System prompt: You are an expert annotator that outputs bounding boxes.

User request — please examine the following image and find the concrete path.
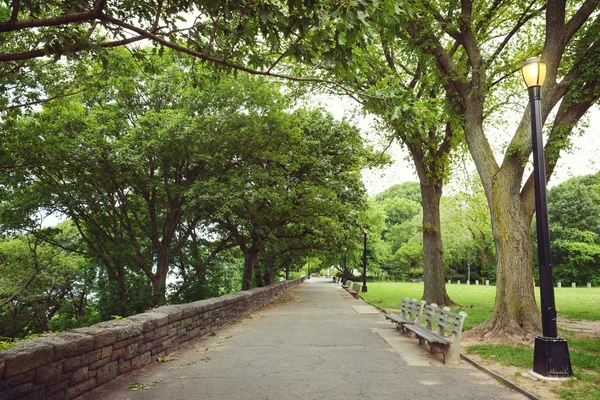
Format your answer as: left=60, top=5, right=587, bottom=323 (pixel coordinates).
left=86, top=278, right=525, bottom=400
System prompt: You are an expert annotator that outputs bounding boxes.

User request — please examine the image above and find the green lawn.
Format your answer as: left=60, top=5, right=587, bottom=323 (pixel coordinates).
left=361, top=281, right=600, bottom=400
left=362, top=281, right=600, bottom=329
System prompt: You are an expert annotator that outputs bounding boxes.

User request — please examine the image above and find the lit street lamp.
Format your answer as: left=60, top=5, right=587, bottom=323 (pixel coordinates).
left=522, top=57, right=572, bottom=378
left=362, top=227, right=368, bottom=293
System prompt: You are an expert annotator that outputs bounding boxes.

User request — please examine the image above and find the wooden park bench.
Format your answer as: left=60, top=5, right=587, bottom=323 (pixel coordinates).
left=347, top=282, right=363, bottom=299
left=404, top=303, right=468, bottom=365
left=384, top=298, right=426, bottom=332
left=341, top=279, right=352, bottom=289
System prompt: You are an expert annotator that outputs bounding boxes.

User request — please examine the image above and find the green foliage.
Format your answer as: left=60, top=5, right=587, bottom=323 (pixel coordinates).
left=0, top=222, right=88, bottom=338
left=548, top=173, right=600, bottom=285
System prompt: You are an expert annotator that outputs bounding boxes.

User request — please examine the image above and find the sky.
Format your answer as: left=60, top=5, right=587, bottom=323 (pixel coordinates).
left=318, top=95, right=600, bottom=196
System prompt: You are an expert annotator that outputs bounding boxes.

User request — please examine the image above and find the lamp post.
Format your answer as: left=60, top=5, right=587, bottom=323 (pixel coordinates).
left=362, top=228, right=368, bottom=293
left=343, top=247, right=347, bottom=284
left=307, top=260, right=310, bottom=280
left=522, top=57, right=572, bottom=378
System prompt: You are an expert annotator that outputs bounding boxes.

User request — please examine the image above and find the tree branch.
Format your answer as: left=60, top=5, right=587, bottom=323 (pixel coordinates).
left=10, top=0, right=19, bottom=22
left=0, top=35, right=145, bottom=62
left=98, top=13, right=385, bottom=101
left=565, top=0, right=600, bottom=43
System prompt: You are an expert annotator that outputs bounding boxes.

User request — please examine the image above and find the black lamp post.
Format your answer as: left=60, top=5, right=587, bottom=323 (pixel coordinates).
left=343, top=247, right=347, bottom=284
left=362, top=228, right=368, bottom=293
left=307, top=260, right=310, bottom=280
left=522, top=57, right=572, bottom=378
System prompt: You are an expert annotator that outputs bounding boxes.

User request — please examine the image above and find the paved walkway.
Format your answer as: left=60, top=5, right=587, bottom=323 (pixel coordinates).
left=86, top=278, right=525, bottom=400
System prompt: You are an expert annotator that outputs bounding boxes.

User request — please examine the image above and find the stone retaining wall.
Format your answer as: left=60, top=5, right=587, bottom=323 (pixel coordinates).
left=0, top=278, right=304, bottom=400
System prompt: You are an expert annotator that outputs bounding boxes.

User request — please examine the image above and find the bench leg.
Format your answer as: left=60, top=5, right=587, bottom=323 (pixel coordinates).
left=440, top=344, right=460, bottom=365
left=418, top=337, right=427, bottom=347
left=429, top=343, right=440, bottom=354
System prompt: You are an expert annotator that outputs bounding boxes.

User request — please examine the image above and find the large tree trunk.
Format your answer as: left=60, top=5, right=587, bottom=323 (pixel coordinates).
left=409, top=145, right=455, bottom=307
left=254, top=263, right=264, bottom=287
left=467, top=171, right=541, bottom=340
left=263, top=250, right=276, bottom=286
left=151, top=255, right=169, bottom=306
left=242, top=245, right=259, bottom=290
left=463, top=99, right=542, bottom=340
left=420, top=180, right=455, bottom=306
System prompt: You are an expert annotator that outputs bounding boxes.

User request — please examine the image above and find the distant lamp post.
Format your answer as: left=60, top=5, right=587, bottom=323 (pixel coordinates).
left=522, top=57, right=572, bottom=378
left=343, top=247, right=347, bottom=284
left=307, top=260, right=310, bottom=280
left=362, top=228, right=368, bottom=293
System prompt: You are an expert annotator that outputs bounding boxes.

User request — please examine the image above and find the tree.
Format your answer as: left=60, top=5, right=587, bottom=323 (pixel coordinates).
left=398, top=0, right=600, bottom=339
left=1, top=49, right=301, bottom=306
left=548, top=173, right=600, bottom=285
left=0, top=222, right=86, bottom=338
left=441, top=177, right=496, bottom=282
left=209, top=108, right=371, bottom=290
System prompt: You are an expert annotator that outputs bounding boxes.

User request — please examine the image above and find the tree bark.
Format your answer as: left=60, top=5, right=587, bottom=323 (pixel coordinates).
left=419, top=180, right=456, bottom=306
left=408, top=144, right=455, bottom=307
left=254, top=263, right=264, bottom=288
left=467, top=169, right=541, bottom=340
left=242, top=245, right=260, bottom=291
left=263, top=250, right=276, bottom=286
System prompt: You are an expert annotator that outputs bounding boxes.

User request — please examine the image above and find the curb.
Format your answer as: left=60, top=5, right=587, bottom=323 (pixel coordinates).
left=460, top=354, right=542, bottom=400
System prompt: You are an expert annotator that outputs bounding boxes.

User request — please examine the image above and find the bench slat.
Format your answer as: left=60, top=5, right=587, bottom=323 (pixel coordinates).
left=404, top=325, right=451, bottom=345
left=384, top=314, right=411, bottom=325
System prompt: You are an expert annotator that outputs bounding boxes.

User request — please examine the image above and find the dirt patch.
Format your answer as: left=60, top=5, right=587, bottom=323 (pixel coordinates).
left=557, top=317, right=600, bottom=339
left=461, top=315, right=600, bottom=400
left=461, top=344, right=563, bottom=400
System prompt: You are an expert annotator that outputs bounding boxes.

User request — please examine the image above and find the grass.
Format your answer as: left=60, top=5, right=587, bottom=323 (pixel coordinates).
left=361, top=282, right=600, bottom=400
left=362, top=282, right=600, bottom=325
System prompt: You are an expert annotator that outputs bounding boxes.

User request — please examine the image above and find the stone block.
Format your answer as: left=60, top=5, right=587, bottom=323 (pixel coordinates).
left=101, top=347, right=112, bottom=360
left=128, top=312, right=169, bottom=328
left=65, top=378, right=96, bottom=400
left=1, top=341, right=53, bottom=378
left=72, top=327, right=118, bottom=350
left=88, top=356, right=111, bottom=370
left=63, top=356, right=82, bottom=372
left=35, top=361, right=62, bottom=386
left=131, top=352, right=150, bottom=370
left=47, top=391, right=66, bottom=400
left=151, top=349, right=165, bottom=358
left=144, top=338, right=163, bottom=352
left=70, top=367, right=88, bottom=385
left=110, top=348, right=125, bottom=362
left=156, top=326, right=169, bottom=338
left=9, top=369, right=36, bottom=386
left=47, top=379, right=69, bottom=395
left=81, top=350, right=102, bottom=365
left=115, top=322, right=145, bottom=342
left=3, top=382, right=34, bottom=399
left=151, top=306, right=183, bottom=324
left=17, top=389, right=45, bottom=400
left=96, top=361, right=118, bottom=385
left=117, top=360, right=131, bottom=374
left=113, top=335, right=142, bottom=350
left=125, top=343, right=139, bottom=360
left=36, top=332, right=94, bottom=362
